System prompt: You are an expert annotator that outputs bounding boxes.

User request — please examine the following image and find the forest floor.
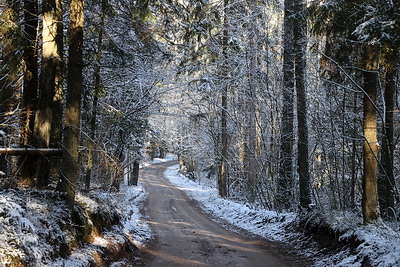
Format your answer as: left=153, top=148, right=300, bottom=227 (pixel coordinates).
left=137, top=161, right=310, bottom=266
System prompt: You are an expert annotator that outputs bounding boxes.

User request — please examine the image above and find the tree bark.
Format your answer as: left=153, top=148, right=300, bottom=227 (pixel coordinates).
left=33, top=0, right=61, bottom=187
left=50, top=0, right=64, bottom=148
left=378, top=46, right=396, bottom=219
left=243, top=1, right=258, bottom=204
left=294, top=0, right=311, bottom=209
left=130, top=160, right=140, bottom=186
left=218, top=0, right=229, bottom=198
left=22, top=0, right=38, bottom=146
left=20, top=0, right=39, bottom=181
left=59, top=0, right=84, bottom=207
left=49, top=0, right=64, bottom=180
left=362, top=44, right=381, bottom=223
left=277, top=0, right=295, bottom=210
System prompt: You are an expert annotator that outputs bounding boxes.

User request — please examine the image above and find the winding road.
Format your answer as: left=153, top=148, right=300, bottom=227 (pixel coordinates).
left=138, top=161, right=307, bottom=267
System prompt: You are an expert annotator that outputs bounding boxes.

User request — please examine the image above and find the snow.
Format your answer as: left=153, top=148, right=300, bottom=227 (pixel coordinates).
left=1, top=157, right=399, bottom=266
left=0, top=190, right=70, bottom=266
left=163, top=164, right=298, bottom=242
left=162, top=164, right=400, bottom=266
left=140, top=154, right=178, bottom=168
left=0, top=184, right=151, bottom=266
left=117, top=183, right=152, bottom=247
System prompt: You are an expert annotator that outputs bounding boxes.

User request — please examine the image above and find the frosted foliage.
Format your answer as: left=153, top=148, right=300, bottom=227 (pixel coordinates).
left=0, top=190, right=69, bottom=265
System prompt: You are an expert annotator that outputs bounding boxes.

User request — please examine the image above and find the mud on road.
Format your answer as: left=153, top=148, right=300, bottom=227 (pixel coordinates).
left=136, top=161, right=309, bottom=267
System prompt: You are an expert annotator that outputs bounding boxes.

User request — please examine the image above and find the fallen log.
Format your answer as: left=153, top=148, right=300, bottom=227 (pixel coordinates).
left=0, top=148, right=62, bottom=156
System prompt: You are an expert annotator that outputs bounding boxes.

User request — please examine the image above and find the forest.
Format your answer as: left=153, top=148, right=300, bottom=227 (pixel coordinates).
left=0, top=0, right=400, bottom=265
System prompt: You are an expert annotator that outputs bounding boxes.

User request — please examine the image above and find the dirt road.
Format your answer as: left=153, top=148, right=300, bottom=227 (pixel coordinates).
left=139, top=161, right=307, bottom=267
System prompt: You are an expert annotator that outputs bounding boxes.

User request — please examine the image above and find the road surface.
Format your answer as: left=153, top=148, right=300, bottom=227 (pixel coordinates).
left=138, top=161, right=308, bottom=266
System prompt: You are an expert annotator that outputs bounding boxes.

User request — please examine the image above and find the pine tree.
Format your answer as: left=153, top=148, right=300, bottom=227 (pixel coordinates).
left=277, top=0, right=295, bottom=210
left=59, top=0, right=84, bottom=206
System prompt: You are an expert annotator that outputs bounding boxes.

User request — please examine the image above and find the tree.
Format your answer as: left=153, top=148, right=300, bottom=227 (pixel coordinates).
left=378, top=44, right=397, bottom=219
left=308, top=0, right=397, bottom=220
left=242, top=0, right=259, bottom=204
left=218, top=0, right=229, bottom=198
left=362, top=44, right=380, bottom=223
left=20, top=0, right=39, bottom=181
left=85, top=0, right=107, bottom=190
left=21, top=0, right=38, bottom=147
left=32, top=0, right=62, bottom=187
left=50, top=0, right=64, bottom=150
left=277, top=0, right=295, bottom=210
left=0, top=1, right=23, bottom=174
left=294, top=0, right=312, bottom=208
left=59, top=0, right=84, bottom=207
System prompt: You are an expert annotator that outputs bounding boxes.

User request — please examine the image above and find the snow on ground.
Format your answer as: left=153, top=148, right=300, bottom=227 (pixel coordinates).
left=163, top=164, right=400, bottom=267
left=50, top=182, right=152, bottom=267
left=0, top=189, right=71, bottom=266
left=163, top=164, right=299, bottom=242
left=140, top=154, right=178, bottom=168
left=313, top=213, right=400, bottom=266
left=0, top=181, right=151, bottom=266
left=118, top=182, right=152, bottom=247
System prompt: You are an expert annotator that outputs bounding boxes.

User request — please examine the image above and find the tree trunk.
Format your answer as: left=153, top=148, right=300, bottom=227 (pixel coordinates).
left=362, top=44, right=380, bottom=223
left=50, top=0, right=64, bottom=149
left=32, top=0, right=61, bottom=187
left=58, top=0, right=84, bottom=207
left=378, top=47, right=396, bottom=219
left=218, top=0, right=229, bottom=198
left=20, top=0, right=39, bottom=181
left=277, top=0, right=295, bottom=210
left=49, top=0, right=64, bottom=178
left=85, top=0, right=106, bottom=190
left=130, top=160, right=140, bottom=186
left=21, top=0, right=38, bottom=146
left=243, top=2, right=258, bottom=204
left=294, top=0, right=311, bottom=209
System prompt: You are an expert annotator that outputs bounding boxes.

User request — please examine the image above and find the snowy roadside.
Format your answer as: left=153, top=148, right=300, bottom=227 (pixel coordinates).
left=164, top=164, right=400, bottom=267
left=117, top=183, right=152, bottom=247
left=0, top=177, right=151, bottom=266
left=163, top=164, right=302, bottom=242
left=54, top=155, right=178, bottom=265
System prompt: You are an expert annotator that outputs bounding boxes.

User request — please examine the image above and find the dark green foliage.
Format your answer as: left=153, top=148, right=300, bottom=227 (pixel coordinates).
left=309, top=0, right=400, bottom=44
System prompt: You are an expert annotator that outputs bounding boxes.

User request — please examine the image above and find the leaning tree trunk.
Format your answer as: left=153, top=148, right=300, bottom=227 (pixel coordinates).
left=59, top=0, right=84, bottom=207
left=294, top=0, right=311, bottom=209
left=277, top=0, right=295, bottom=210
left=362, top=44, right=381, bottom=224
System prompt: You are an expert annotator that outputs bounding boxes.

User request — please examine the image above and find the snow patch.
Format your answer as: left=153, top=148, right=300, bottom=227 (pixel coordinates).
left=164, top=164, right=400, bottom=266
left=163, top=165, right=296, bottom=242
